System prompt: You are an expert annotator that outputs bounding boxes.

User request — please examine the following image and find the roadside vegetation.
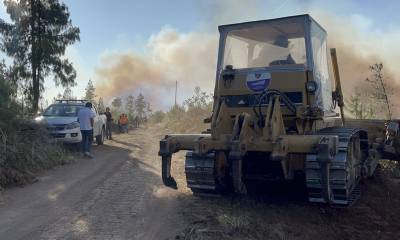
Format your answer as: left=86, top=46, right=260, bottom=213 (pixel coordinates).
left=0, top=63, right=68, bottom=188
left=149, top=86, right=213, bottom=133
left=346, top=63, right=400, bottom=176
left=0, top=0, right=80, bottom=189
left=346, top=63, right=394, bottom=120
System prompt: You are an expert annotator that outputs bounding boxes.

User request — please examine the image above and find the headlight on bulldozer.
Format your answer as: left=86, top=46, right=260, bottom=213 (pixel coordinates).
left=306, top=81, right=318, bottom=93
left=66, top=122, right=80, bottom=130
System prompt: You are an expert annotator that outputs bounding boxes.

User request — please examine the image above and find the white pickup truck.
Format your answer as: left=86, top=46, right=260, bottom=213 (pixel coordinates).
left=35, top=100, right=107, bottom=145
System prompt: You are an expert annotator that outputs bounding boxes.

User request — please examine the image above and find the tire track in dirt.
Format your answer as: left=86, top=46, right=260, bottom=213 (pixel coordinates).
left=0, top=126, right=186, bottom=240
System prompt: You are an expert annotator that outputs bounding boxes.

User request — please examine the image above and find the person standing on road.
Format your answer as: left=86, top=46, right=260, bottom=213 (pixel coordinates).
left=105, top=107, right=113, bottom=140
left=78, top=102, right=96, bottom=158
left=119, top=113, right=129, bottom=133
left=134, top=116, right=139, bottom=128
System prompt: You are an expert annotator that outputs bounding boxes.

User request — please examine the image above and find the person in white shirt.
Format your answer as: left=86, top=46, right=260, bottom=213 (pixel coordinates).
left=77, top=102, right=96, bottom=158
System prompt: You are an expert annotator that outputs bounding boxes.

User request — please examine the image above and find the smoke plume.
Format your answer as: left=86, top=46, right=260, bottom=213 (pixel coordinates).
left=95, top=28, right=217, bottom=109
left=312, top=10, right=400, bottom=116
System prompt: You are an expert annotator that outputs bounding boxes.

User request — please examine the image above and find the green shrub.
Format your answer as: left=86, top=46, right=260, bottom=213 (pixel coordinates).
left=162, top=95, right=212, bottom=133
left=380, top=160, right=400, bottom=178
left=0, top=123, right=66, bottom=187
left=149, top=110, right=166, bottom=124
left=0, top=64, right=67, bottom=188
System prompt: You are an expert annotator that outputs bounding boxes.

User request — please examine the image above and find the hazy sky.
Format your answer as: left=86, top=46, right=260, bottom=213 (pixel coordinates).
left=0, top=0, right=399, bottom=109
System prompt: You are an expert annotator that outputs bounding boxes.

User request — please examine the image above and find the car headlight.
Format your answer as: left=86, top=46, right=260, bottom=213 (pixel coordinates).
left=35, top=116, right=43, bottom=122
left=66, top=122, right=80, bottom=130
left=306, top=81, right=318, bottom=93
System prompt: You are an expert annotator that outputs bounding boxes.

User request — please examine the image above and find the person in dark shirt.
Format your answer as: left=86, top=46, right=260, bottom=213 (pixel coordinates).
left=105, top=107, right=113, bottom=140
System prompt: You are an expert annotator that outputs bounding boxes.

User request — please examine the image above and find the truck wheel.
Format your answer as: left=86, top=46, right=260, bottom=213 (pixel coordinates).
left=96, top=127, right=105, bottom=145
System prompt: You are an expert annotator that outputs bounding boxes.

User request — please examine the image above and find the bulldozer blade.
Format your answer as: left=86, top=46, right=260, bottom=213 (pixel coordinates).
left=161, top=155, right=178, bottom=189
left=162, top=176, right=178, bottom=189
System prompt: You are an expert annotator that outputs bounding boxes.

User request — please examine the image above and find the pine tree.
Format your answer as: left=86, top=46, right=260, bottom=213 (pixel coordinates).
left=0, top=0, right=80, bottom=112
left=135, top=93, right=147, bottom=121
left=53, top=93, right=62, bottom=103
left=62, top=85, right=75, bottom=99
left=345, top=90, right=374, bottom=119
left=84, top=79, right=96, bottom=104
left=125, top=95, right=135, bottom=122
left=97, top=97, right=105, bottom=113
left=111, top=97, right=122, bottom=118
left=111, top=97, right=122, bottom=109
left=184, top=86, right=212, bottom=109
left=146, top=102, right=152, bottom=116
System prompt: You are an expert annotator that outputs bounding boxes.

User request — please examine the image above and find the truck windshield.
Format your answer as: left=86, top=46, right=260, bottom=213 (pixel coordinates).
left=43, top=104, right=83, bottom=117
left=222, top=20, right=307, bottom=69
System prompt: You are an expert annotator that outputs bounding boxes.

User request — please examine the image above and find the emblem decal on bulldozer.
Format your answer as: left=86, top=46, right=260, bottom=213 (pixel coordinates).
left=246, top=72, right=271, bottom=92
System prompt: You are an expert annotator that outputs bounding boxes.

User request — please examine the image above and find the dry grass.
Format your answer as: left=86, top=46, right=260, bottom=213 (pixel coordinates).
left=0, top=121, right=68, bottom=188
left=175, top=165, right=400, bottom=240
left=380, top=160, right=400, bottom=178
left=151, top=104, right=212, bottom=134
left=216, top=214, right=250, bottom=233
left=148, top=86, right=213, bottom=134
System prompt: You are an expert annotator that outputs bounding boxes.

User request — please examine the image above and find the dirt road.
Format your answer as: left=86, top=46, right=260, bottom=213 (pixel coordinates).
left=0, top=126, right=185, bottom=240
left=0, top=125, right=399, bottom=240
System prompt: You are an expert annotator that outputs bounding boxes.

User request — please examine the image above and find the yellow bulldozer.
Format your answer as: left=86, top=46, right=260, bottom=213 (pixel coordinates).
left=159, top=14, right=400, bottom=206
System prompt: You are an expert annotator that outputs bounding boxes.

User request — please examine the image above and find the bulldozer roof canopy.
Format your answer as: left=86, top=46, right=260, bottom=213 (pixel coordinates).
left=218, top=14, right=326, bottom=41
left=218, top=14, right=326, bottom=37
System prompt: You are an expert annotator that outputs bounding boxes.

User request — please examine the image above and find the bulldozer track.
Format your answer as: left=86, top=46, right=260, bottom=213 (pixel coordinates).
left=306, top=127, right=367, bottom=206
left=185, top=151, right=218, bottom=194
left=185, top=127, right=368, bottom=205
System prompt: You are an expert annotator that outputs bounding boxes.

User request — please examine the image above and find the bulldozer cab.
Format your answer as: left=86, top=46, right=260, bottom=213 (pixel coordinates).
left=217, top=14, right=334, bottom=117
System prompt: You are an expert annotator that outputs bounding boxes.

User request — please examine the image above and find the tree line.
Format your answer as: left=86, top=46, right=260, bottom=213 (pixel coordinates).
left=55, top=77, right=153, bottom=124
left=109, top=94, right=151, bottom=124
